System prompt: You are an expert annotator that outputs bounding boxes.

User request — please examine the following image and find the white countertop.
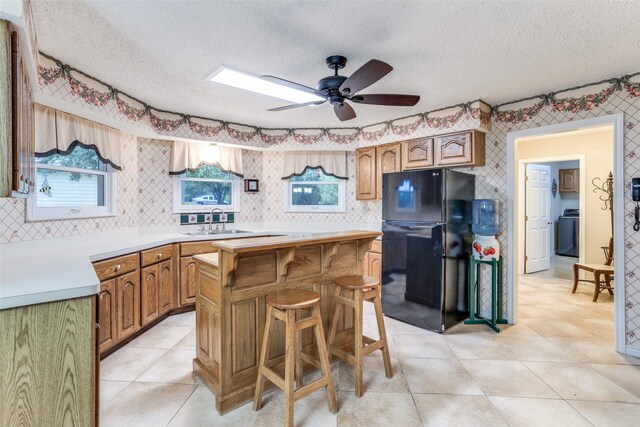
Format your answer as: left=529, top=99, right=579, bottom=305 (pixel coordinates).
left=0, top=222, right=380, bottom=310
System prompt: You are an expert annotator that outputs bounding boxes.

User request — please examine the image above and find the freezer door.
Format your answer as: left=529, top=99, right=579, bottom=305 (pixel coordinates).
left=381, top=221, right=445, bottom=332
left=382, top=170, right=443, bottom=222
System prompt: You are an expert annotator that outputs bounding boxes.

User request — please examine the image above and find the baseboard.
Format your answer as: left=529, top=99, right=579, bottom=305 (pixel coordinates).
left=625, top=345, right=640, bottom=358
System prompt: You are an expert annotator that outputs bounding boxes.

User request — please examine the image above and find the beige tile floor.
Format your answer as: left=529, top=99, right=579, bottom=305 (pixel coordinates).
left=100, top=264, right=640, bottom=426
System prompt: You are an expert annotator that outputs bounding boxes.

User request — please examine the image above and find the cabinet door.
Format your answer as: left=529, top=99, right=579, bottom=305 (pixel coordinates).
left=180, top=256, right=198, bottom=306
left=97, top=279, right=116, bottom=353
left=368, top=251, right=382, bottom=285
left=158, top=259, right=174, bottom=315
left=435, top=132, right=472, bottom=165
left=559, top=169, right=579, bottom=192
left=141, top=264, right=159, bottom=326
left=356, top=147, right=377, bottom=200
left=115, top=270, right=140, bottom=341
left=376, top=143, right=401, bottom=199
left=402, top=138, right=434, bottom=170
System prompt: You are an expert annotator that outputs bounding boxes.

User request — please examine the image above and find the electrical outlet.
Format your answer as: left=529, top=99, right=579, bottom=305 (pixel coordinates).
left=219, top=213, right=228, bottom=222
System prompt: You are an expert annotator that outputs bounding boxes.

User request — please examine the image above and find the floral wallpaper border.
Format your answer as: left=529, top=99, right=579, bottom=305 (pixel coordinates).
left=36, top=54, right=490, bottom=146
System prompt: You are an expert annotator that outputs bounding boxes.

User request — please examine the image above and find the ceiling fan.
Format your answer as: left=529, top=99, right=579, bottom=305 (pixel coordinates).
left=261, top=55, right=420, bottom=121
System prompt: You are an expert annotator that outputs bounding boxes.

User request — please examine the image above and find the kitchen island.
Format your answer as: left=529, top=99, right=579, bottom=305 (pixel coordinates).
left=192, top=230, right=381, bottom=413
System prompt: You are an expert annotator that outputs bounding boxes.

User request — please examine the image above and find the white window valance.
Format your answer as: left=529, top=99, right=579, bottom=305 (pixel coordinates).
left=169, top=140, right=244, bottom=177
left=281, top=151, right=348, bottom=180
left=35, top=104, right=123, bottom=170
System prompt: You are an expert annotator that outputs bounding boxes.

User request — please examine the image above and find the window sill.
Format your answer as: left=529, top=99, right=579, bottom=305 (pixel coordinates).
left=26, top=211, right=117, bottom=222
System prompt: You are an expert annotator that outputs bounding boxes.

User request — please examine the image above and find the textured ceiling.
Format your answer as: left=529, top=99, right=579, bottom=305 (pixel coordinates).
left=30, top=0, right=640, bottom=129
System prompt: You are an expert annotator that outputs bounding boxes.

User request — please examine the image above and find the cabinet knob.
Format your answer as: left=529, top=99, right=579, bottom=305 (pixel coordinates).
left=156, top=253, right=162, bottom=259
left=114, top=264, right=121, bottom=272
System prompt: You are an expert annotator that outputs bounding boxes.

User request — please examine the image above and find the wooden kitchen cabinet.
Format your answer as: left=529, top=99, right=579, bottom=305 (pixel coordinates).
left=376, top=142, right=401, bottom=199
left=0, top=21, right=35, bottom=197
left=355, top=146, right=377, bottom=200
left=401, top=137, right=434, bottom=170
left=364, top=239, right=382, bottom=285
left=179, top=241, right=217, bottom=307
left=434, top=130, right=485, bottom=167
left=355, top=143, right=401, bottom=201
left=97, top=279, right=116, bottom=354
left=140, top=244, right=174, bottom=325
left=559, top=168, right=579, bottom=192
left=115, top=270, right=140, bottom=341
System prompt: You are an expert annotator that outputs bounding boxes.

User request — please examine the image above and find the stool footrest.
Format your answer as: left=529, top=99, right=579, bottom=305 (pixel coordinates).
left=330, top=347, right=356, bottom=364
left=260, top=366, right=285, bottom=390
left=300, top=352, right=322, bottom=370
left=362, top=338, right=385, bottom=355
left=294, top=377, right=329, bottom=401
left=294, top=317, right=318, bottom=331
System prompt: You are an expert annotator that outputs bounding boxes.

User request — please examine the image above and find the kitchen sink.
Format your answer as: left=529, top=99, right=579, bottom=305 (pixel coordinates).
left=181, top=229, right=251, bottom=236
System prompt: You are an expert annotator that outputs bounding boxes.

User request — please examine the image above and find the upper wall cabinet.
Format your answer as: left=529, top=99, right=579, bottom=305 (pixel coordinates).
left=434, top=130, right=485, bottom=167
left=1, top=20, right=35, bottom=197
left=401, top=137, right=434, bottom=170
left=559, top=168, right=579, bottom=192
left=376, top=142, right=401, bottom=199
left=355, top=146, right=377, bottom=200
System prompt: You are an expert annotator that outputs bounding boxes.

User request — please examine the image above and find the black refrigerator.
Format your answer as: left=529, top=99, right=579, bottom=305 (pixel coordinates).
left=381, top=169, right=475, bottom=332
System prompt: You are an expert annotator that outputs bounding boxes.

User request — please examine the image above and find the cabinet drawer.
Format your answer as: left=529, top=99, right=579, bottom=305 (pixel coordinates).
left=93, top=253, right=139, bottom=281
left=370, top=239, right=382, bottom=254
left=180, top=241, right=217, bottom=256
left=141, top=244, right=173, bottom=267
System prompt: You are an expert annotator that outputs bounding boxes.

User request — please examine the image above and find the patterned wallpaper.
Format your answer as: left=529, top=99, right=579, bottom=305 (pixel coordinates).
left=3, top=63, right=640, bottom=348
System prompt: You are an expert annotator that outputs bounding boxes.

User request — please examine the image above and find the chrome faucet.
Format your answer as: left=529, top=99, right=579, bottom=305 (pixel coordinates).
left=209, top=207, right=224, bottom=232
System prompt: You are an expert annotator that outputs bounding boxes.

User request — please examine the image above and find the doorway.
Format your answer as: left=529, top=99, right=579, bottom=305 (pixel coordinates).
left=506, top=114, right=625, bottom=354
left=524, top=159, right=583, bottom=281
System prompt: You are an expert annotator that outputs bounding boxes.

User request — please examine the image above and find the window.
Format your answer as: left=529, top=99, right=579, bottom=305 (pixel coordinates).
left=173, top=164, right=241, bottom=212
left=27, top=145, right=116, bottom=221
left=284, top=167, right=345, bottom=212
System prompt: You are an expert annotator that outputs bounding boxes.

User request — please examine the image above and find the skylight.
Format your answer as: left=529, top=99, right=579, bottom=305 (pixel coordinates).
left=208, top=67, right=324, bottom=104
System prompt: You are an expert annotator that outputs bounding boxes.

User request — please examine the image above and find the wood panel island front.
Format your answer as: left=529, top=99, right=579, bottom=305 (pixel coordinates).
left=192, top=230, right=381, bottom=413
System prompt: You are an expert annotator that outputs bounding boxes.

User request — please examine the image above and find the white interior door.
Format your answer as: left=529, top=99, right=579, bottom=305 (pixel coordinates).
left=525, top=164, right=551, bottom=273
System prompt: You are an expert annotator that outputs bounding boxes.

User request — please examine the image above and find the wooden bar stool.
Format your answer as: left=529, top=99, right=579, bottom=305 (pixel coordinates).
left=253, top=289, right=337, bottom=427
left=327, top=275, right=392, bottom=397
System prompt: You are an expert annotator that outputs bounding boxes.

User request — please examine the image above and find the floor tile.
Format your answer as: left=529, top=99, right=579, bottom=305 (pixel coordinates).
left=127, top=325, right=193, bottom=349
left=568, top=318, right=615, bottom=340
left=401, top=358, right=483, bottom=395
left=101, top=382, right=196, bottom=427
left=461, top=359, right=558, bottom=398
left=100, top=380, right=130, bottom=409
left=445, top=332, right=516, bottom=360
left=489, top=396, right=592, bottom=426
left=160, top=310, right=196, bottom=327
left=520, top=318, right=595, bottom=338
left=173, top=329, right=196, bottom=350
left=547, top=337, right=640, bottom=365
left=569, top=400, right=640, bottom=427
left=496, top=322, right=541, bottom=336
left=136, top=348, right=200, bottom=384
left=413, top=394, right=508, bottom=427
left=253, top=388, right=337, bottom=427
left=101, top=347, right=168, bottom=381
left=168, top=385, right=257, bottom=426
left=392, top=333, right=455, bottom=359
left=589, top=364, right=640, bottom=398
left=338, top=356, right=408, bottom=393
left=524, top=361, right=640, bottom=402
left=517, top=304, right=560, bottom=320
left=383, top=316, right=432, bottom=335
left=494, top=336, right=574, bottom=362
left=336, top=391, right=422, bottom=427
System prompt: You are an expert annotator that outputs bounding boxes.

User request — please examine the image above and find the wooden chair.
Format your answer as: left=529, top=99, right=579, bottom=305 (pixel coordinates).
left=253, top=289, right=337, bottom=427
left=572, top=237, right=614, bottom=302
left=327, top=275, right=393, bottom=397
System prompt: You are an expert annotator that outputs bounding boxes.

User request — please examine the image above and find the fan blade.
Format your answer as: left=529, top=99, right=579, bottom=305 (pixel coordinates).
left=339, top=59, right=393, bottom=95
left=349, top=94, right=420, bottom=106
left=268, top=100, right=326, bottom=111
left=333, top=102, right=356, bottom=121
left=260, top=75, right=323, bottom=96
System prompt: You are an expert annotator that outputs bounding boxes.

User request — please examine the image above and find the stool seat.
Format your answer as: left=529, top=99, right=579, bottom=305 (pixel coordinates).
left=334, top=275, right=379, bottom=290
left=265, top=289, right=321, bottom=310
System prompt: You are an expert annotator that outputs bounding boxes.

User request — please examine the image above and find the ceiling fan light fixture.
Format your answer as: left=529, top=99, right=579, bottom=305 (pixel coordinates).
left=207, top=67, right=324, bottom=104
